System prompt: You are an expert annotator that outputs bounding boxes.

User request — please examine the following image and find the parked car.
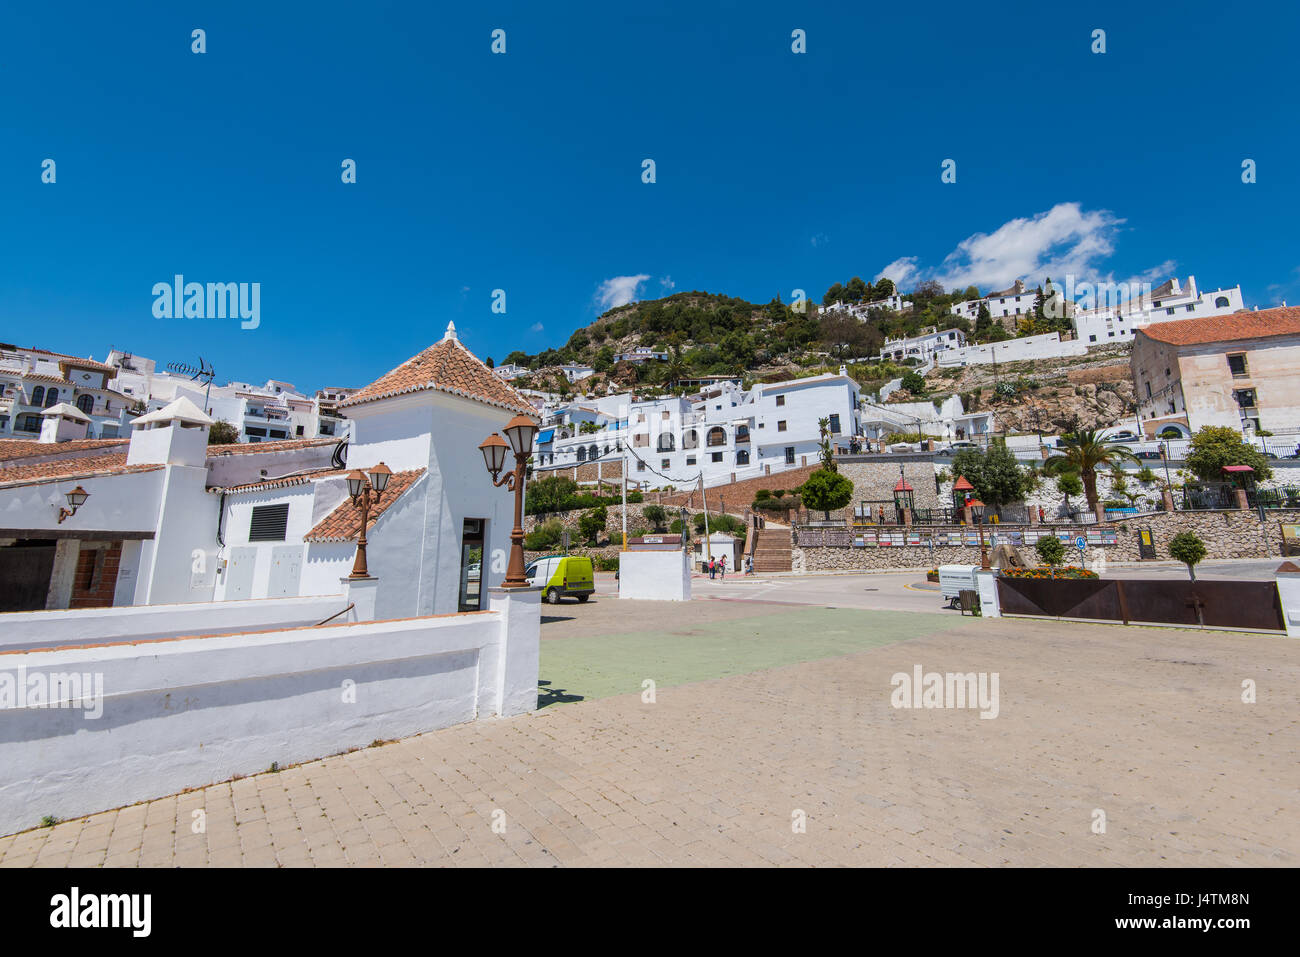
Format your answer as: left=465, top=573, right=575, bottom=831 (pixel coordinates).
left=466, top=561, right=480, bottom=581
left=1104, top=430, right=1139, bottom=443
left=938, top=441, right=977, bottom=456
left=524, top=554, right=595, bottom=604
left=1134, top=450, right=1163, bottom=460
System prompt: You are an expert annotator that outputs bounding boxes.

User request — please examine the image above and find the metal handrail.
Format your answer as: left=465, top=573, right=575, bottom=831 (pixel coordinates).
left=315, top=603, right=355, bottom=626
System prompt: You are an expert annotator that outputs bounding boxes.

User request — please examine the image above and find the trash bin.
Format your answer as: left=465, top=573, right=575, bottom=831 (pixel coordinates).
left=958, top=589, right=979, bottom=616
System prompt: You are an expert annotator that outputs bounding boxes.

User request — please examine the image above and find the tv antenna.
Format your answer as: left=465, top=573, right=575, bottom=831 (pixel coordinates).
left=167, top=357, right=216, bottom=413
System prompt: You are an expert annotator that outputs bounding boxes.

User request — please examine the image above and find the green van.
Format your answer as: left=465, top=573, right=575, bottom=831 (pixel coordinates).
left=524, top=554, right=595, bottom=604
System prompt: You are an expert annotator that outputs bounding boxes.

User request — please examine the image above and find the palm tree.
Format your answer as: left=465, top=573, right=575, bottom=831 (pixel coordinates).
left=1044, top=430, right=1139, bottom=510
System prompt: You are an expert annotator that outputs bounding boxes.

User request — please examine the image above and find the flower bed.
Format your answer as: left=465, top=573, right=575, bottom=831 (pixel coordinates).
left=926, top=569, right=939, bottom=582
left=1001, top=565, right=1098, bottom=580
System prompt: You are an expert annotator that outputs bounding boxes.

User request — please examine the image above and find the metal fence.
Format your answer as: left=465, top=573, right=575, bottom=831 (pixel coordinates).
left=1181, top=482, right=1237, bottom=510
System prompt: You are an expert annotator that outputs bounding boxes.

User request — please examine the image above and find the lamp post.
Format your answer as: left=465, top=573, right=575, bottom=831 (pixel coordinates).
left=479, top=414, right=539, bottom=588
left=968, top=498, right=990, bottom=570
left=57, top=485, right=89, bottom=524
left=345, top=463, right=393, bottom=579
left=893, top=464, right=915, bottom=525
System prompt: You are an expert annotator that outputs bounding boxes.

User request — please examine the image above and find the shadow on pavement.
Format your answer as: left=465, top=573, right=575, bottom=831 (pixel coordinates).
left=537, top=679, right=585, bottom=710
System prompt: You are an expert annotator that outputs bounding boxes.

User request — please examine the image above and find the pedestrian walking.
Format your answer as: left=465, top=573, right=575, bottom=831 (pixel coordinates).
left=744, top=555, right=753, bottom=575
left=708, top=557, right=716, bottom=579
left=718, top=555, right=726, bottom=579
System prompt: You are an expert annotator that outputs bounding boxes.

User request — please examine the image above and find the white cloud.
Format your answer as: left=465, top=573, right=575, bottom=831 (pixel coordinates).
left=529, top=322, right=544, bottom=332
left=875, top=257, right=919, bottom=288
left=595, top=274, right=650, bottom=310
left=659, top=275, right=675, bottom=291
left=883, top=203, right=1172, bottom=295
left=811, top=232, right=828, bottom=248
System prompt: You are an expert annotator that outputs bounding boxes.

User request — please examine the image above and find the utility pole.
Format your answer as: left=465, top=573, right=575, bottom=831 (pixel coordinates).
left=699, top=472, right=712, bottom=563
left=621, top=467, right=627, bottom=551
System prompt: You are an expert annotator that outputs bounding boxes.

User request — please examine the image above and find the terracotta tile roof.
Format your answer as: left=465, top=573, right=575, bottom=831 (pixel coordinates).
left=0, top=438, right=129, bottom=462
left=1139, top=306, right=1300, bottom=346
left=0, top=453, right=163, bottom=489
left=303, top=468, right=426, bottom=542
left=342, top=337, right=537, bottom=415
left=58, top=356, right=118, bottom=374
left=211, top=468, right=347, bottom=494
left=206, top=437, right=340, bottom=456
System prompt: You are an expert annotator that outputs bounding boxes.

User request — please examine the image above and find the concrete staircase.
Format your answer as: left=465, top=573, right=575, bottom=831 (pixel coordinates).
left=750, top=528, right=793, bottom=573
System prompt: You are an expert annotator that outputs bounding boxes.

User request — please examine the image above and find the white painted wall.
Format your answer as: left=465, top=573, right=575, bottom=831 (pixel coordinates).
left=0, top=587, right=540, bottom=836
left=0, top=594, right=348, bottom=652
left=619, top=549, right=692, bottom=600
left=1276, top=571, right=1300, bottom=638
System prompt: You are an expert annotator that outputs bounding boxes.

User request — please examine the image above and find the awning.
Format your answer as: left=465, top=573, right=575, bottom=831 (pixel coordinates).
left=536, top=429, right=555, bottom=445
left=1222, top=465, right=1255, bottom=472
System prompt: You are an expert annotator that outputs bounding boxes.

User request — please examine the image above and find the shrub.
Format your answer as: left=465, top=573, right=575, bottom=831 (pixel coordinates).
left=642, top=504, right=667, bottom=530
left=524, top=519, right=563, bottom=551
left=1169, top=531, right=1207, bottom=581
left=755, top=489, right=772, bottom=502
left=578, top=507, right=607, bottom=544
left=800, top=469, right=854, bottom=518
left=1035, top=536, right=1066, bottom=569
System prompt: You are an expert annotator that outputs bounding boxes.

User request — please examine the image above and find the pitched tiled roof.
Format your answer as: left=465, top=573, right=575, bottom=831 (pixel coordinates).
left=1138, top=306, right=1300, bottom=346
left=210, top=468, right=346, bottom=494
left=0, top=438, right=129, bottom=462
left=303, top=468, right=426, bottom=542
left=342, top=337, right=536, bottom=415
left=0, top=453, right=163, bottom=488
left=206, top=437, right=340, bottom=456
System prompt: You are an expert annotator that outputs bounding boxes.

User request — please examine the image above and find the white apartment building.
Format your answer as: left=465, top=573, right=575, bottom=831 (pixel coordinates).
left=536, top=372, right=863, bottom=489
left=953, top=279, right=1036, bottom=320
left=881, top=327, right=967, bottom=363
left=558, top=363, right=595, bottom=382
left=0, top=345, right=136, bottom=440
left=935, top=332, right=1087, bottom=368
left=825, top=294, right=913, bottom=318
left=1073, top=275, right=1245, bottom=346
left=493, top=363, right=528, bottom=380
left=859, top=394, right=995, bottom=444
left=612, top=348, right=669, bottom=364
left=105, top=350, right=353, bottom=444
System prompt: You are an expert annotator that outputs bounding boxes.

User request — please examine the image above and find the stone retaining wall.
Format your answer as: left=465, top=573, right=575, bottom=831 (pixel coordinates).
left=1108, top=509, right=1300, bottom=561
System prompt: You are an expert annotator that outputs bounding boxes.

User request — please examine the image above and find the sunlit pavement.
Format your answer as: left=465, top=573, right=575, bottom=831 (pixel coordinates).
left=3, top=566, right=1296, bottom=867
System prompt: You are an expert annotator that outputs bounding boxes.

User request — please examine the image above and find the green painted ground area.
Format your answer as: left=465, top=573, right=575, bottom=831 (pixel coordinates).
left=537, top=606, right=970, bottom=707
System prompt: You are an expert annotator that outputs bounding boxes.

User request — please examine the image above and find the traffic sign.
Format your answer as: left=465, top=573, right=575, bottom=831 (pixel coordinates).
left=1075, top=535, right=1087, bottom=552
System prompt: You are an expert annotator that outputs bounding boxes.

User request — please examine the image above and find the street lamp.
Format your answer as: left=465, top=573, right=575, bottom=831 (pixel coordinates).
left=57, top=485, right=89, bottom=524
left=893, top=466, right=915, bottom=524
left=345, top=463, right=393, bottom=579
left=479, top=413, right=539, bottom=588
left=968, top=498, right=991, bottom=570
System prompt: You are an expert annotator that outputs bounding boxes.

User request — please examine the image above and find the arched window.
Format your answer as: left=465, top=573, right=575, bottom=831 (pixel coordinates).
left=683, top=429, right=699, bottom=449
left=735, top=424, right=750, bottom=443
left=576, top=446, right=587, bottom=462
left=30, top=386, right=44, bottom=406
left=44, top=388, right=59, bottom=407
left=657, top=433, right=675, bottom=452
left=77, top=394, right=94, bottom=414
left=1214, top=296, right=1230, bottom=308
left=706, top=426, right=726, bottom=447
left=588, top=444, right=598, bottom=460
left=736, top=449, right=750, bottom=465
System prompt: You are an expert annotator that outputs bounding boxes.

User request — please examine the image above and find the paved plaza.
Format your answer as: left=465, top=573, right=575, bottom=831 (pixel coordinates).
left=2, top=573, right=1297, bottom=867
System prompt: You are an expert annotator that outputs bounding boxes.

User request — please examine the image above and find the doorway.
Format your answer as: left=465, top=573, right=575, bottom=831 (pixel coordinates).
left=0, top=540, right=57, bottom=612
left=458, top=518, right=486, bottom=612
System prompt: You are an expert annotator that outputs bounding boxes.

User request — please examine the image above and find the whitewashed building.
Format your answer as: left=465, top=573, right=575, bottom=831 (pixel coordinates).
left=881, top=327, right=967, bottom=363
left=1073, top=275, right=1246, bottom=346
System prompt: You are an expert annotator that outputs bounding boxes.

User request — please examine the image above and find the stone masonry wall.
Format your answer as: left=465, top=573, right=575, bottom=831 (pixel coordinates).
left=1108, top=509, right=1300, bottom=561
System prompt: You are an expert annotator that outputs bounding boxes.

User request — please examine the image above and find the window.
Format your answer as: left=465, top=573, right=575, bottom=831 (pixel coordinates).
left=662, top=459, right=670, bottom=469
left=1185, top=305, right=1194, bottom=312
left=76, top=394, right=94, bottom=414
left=777, top=420, right=787, bottom=432
left=661, top=410, right=670, bottom=421
left=735, top=424, right=749, bottom=442
left=296, top=425, right=305, bottom=436
left=775, top=395, right=785, bottom=407
left=686, top=456, right=696, bottom=466
left=828, top=414, right=841, bottom=434
left=1146, top=383, right=1152, bottom=398
left=736, top=449, right=750, bottom=465
left=1215, top=296, right=1230, bottom=308
left=30, top=386, right=44, bottom=406
left=245, top=426, right=266, bottom=438
left=1166, top=307, right=1175, bottom=315
left=706, top=426, right=726, bottom=447
left=683, top=429, right=698, bottom=449
left=576, top=447, right=587, bottom=462
left=1227, top=353, right=1248, bottom=377
left=711, top=451, right=723, bottom=463
left=588, top=444, right=598, bottom=460
left=1089, top=335, right=1096, bottom=342
left=270, top=430, right=287, bottom=439
left=248, top=503, right=290, bottom=542
left=657, top=434, right=675, bottom=452
left=45, top=388, right=59, bottom=407
left=784, top=447, right=796, bottom=465
left=636, top=460, right=646, bottom=472
left=16, top=413, right=41, bottom=433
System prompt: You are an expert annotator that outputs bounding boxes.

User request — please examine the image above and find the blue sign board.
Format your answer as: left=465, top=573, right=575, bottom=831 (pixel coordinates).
left=1075, top=536, right=1087, bottom=551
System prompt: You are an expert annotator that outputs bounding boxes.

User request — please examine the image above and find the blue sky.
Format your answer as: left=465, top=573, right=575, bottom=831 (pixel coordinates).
left=3, top=0, right=1297, bottom=393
